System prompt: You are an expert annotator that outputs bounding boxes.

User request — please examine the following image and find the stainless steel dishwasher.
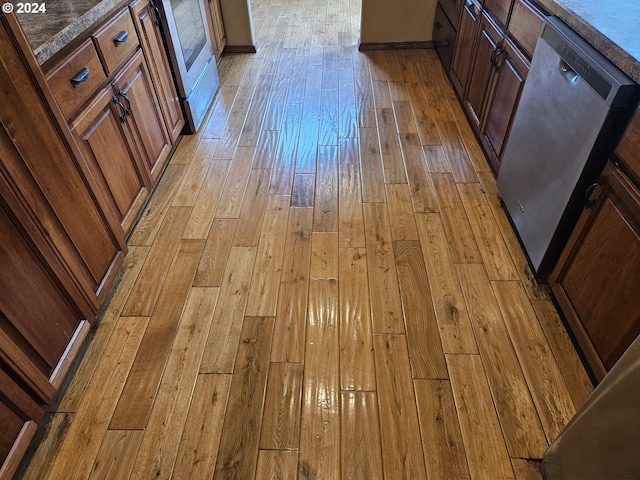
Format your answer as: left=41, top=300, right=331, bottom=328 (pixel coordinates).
left=497, top=16, right=637, bottom=275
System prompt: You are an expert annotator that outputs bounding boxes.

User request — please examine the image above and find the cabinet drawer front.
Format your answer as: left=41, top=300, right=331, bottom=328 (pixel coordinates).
left=508, top=0, right=545, bottom=58
left=615, top=105, right=640, bottom=185
left=46, top=39, right=107, bottom=120
left=93, top=8, right=140, bottom=74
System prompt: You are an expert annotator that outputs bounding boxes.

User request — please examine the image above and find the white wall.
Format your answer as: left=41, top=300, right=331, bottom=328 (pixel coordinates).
left=360, top=0, right=437, bottom=44
left=219, top=0, right=255, bottom=47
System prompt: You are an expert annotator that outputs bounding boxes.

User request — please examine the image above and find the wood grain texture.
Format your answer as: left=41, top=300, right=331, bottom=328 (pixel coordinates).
left=200, top=246, right=257, bottom=373
left=313, top=145, right=339, bottom=232
left=339, top=248, right=376, bottom=392
left=373, top=335, right=428, bottom=479
left=129, top=287, right=219, bottom=480
left=272, top=208, right=313, bottom=363
left=458, top=183, right=519, bottom=281
left=299, top=280, right=340, bottom=480
left=255, top=450, right=299, bottom=480
left=183, top=160, right=231, bottom=240
left=359, top=127, right=386, bottom=203
left=46, top=317, right=148, bottom=480
left=310, top=232, right=339, bottom=279
left=416, top=213, right=478, bottom=354
left=173, top=374, right=231, bottom=479
left=394, top=240, right=448, bottom=379
left=493, top=281, right=577, bottom=441
left=246, top=195, right=290, bottom=316
left=291, top=173, right=316, bottom=208
left=89, top=430, right=143, bottom=480
left=215, top=146, right=256, bottom=218
left=111, top=240, right=204, bottom=429
left=532, top=300, right=594, bottom=409
left=414, top=379, right=471, bottom=479
left=446, top=354, right=515, bottom=480
left=400, top=132, right=439, bottom=213
left=376, top=107, right=407, bottom=184
left=457, top=264, right=548, bottom=458
left=194, top=219, right=238, bottom=287
left=233, top=168, right=272, bottom=246
left=122, top=207, right=190, bottom=316
left=338, top=163, right=366, bottom=247
left=259, top=363, right=303, bottom=450
left=340, top=392, right=384, bottom=479
left=214, top=317, right=274, bottom=480
left=386, top=183, right=419, bottom=240
left=363, top=202, right=405, bottom=334
left=172, top=139, right=220, bottom=207
left=437, top=121, right=478, bottom=183
left=432, top=173, right=482, bottom=264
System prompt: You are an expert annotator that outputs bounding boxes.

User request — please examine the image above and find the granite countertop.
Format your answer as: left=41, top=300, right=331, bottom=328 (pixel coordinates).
left=536, top=0, right=640, bottom=84
left=16, top=0, right=127, bottom=65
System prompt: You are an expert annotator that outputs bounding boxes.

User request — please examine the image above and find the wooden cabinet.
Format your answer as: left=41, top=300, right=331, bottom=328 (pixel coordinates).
left=480, top=36, right=529, bottom=171
left=464, top=11, right=502, bottom=130
left=450, top=0, right=481, bottom=97
left=435, top=0, right=544, bottom=174
left=113, top=50, right=171, bottom=183
left=131, top=0, right=184, bottom=142
left=71, top=83, right=150, bottom=234
left=205, top=0, right=227, bottom=63
left=551, top=161, right=640, bottom=380
left=433, top=3, right=457, bottom=73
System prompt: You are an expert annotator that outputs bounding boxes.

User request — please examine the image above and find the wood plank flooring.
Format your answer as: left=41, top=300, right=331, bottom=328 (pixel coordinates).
left=17, top=0, right=595, bottom=478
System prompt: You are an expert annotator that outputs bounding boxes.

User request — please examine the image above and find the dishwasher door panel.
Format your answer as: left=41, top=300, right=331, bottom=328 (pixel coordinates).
left=497, top=17, right=637, bottom=274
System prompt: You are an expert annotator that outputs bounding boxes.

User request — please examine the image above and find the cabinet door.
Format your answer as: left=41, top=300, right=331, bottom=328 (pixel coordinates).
left=450, top=0, right=481, bottom=98
left=463, top=11, right=502, bottom=131
left=0, top=365, right=43, bottom=478
left=551, top=162, right=640, bottom=380
left=206, top=0, right=226, bottom=62
left=131, top=0, right=184, bottom=143
left=483, top=0, right=513, bottom=26
left=114, top=50, right=171, bottom=183
left=481, top=37, right=528, bottom=172
left=0, top=201, right=85, bottom=381
left=72, top=87, right=150, bottom=235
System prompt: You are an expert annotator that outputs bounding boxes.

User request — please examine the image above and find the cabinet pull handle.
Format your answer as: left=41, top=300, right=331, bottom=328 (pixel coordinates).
left=494, top=47, right=505, bottom=67
left=150, top=0, right=161, bottom=26
left=118, top=90, right=132, bottom=116
left=70, top=68, right=90, bottom=88
left=442, top=39, right=450, bottom=47
left=113, top=31, right=129, bottom=46
left=113, top=95, right=128, bottom=123
left=584, top=176, right=604, bottom=207
left=465, top=0, right=473, bottom=6
left=434, top=21, right=442, bottom=30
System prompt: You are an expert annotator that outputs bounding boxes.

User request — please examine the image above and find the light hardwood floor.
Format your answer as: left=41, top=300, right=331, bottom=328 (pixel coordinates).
left=18, top=0, right=595, bottom=478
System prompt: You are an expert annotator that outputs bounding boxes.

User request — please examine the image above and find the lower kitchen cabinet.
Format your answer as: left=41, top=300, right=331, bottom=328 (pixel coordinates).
left=205, top=0, right=227, bottom=63
left=131, top=0, right=185, bottom=142
left=433, top=3, right=458, bottom=74
left=113, top=50, right=171, bottom=184
left=450, top=0, right=481, bottom=98
left=72, top=85, right=150, bottom=235
left=551, top=161, right=640, bottom=380
left=479, top=36, right=528, bottom=171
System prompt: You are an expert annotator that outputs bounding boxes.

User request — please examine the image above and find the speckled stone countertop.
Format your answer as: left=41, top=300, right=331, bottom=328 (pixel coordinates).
left=536, top=0, right=640, bottom=84
left=16, top=0, right=127, bottom=65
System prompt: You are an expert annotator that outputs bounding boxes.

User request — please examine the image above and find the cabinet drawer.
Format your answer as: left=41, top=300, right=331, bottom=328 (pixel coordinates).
left=508, top=0, right=545, bottom=58
left=93, top=8, right=139, bottom=74
left=615, top=105, right=640, bottom=185
left=46, top=38, right=107, bottom=120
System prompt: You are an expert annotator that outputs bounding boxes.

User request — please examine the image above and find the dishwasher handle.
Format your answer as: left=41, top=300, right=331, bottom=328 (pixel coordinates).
left=559, top=60, right=580, bottom=85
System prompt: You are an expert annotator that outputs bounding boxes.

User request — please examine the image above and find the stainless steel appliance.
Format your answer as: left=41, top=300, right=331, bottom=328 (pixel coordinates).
left=542, top=335, right=640, bottom=479
left=497, top=16, right=637, bottom=274
left=156, top=0, right=219, bottom=133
